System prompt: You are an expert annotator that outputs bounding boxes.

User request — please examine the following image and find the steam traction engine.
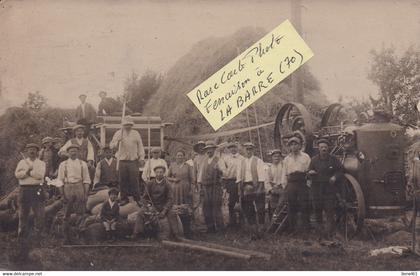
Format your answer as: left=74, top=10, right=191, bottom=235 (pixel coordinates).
left=274, top=102, right=410, bottom=236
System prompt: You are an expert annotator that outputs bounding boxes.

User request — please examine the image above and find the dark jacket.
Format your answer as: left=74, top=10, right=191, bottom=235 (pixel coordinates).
left=100, top=200, right=120, bottom=221
left=309, top=154, right=343, bottom=183
left=75, top=102, right=97, bottom=123
left=97, top=158, right=118, bottom=186
left=143, top=178, right=173, bottom=213
left=98, top=97, right=121, bottom=116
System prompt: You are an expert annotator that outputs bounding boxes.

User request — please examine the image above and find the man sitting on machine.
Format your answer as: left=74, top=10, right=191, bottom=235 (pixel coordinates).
left=130, top=165, right=183, bottom=241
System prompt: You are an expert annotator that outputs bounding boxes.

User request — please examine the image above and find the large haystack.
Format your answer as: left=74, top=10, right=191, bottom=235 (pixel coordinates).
left=144, top=26, right=327, bottom=157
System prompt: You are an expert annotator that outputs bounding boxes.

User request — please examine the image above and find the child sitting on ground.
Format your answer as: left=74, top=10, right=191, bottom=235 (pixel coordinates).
left=100, top=188, right=120, bottom=241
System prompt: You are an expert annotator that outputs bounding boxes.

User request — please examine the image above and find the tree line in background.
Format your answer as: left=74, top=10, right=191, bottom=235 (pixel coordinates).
left=0, top=44, right=418, bottom=196
left=368, top=46, right=420, bottom=125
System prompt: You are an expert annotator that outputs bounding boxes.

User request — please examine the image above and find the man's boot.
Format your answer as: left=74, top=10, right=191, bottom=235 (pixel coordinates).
left=112, top=230, right=117, bottom=242
left=206, top=225, right=216, bottom=233
left=228, top=211, right=237, bottom=228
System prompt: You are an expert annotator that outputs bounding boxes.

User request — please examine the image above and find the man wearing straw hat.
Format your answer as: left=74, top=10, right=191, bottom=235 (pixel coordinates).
left=14, top=143, right=46, bottom=259
left=197, top=140, right=226, bottom=233
left=110, top=115, right=145, bottom=206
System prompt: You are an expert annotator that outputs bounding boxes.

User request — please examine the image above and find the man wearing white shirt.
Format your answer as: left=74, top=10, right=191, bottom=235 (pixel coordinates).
left=222, top=142, right=244, bottom=227
left=15, top=143, right=46, bottom=254
left=110, top=116, right=145, bottom=205
left=281, top=137, right=311, bottom=234
left=197, top=140, right=226, bottom=233
left=265, top=149, right=285, bottom=219
left=237, top=142, right=266, bottom=235
left=57, top=144, right=91, bottom=244
left=142, top=147, right=168, bottom=182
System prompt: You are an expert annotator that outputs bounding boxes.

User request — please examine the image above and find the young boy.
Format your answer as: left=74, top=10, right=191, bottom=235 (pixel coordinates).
left=100, top=188, right=120, bottom=241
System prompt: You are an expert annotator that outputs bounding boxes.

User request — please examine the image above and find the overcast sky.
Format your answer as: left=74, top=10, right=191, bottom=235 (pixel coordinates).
left=0, top=0, right=419, bottom=109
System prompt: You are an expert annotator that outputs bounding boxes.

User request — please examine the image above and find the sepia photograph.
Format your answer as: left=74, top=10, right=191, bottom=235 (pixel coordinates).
left=0, top=0, right=419, bottom=273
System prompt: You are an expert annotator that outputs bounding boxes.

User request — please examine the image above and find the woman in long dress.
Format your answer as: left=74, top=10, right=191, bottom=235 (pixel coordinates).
left=167, top=150, right=194, bottom=235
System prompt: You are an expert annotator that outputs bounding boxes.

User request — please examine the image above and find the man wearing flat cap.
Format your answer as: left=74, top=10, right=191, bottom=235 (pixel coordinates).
left=93, top=145, right=118, bottom=189
left=57, top=143, right=91, bottom=244
left=266, top=149, right=285, bottom=219
left=281, top=136, right=311, bottom=235
left=110, top=116, right=145, bottom=205
left=197, top=140, right=227, bottom=233
left=14, top=143, right=46, bottom=259
left=132, top=165, right=182, bottom=240
left=192, top=141, right=206, bottom=184
left=236, top=142, right=267, bottom=236
left=59, top=125, right=95, bottom=165
left=222, top=141, right=244, bottom=227
left=308, top=138, right=343, bottom=240
left=59, top=124, right=95, bottom=183
left=142, top=147, right=168, bottom=182
left=39, top=136, right=59, bottom=179
left=75, top=94, right=97, bottom=128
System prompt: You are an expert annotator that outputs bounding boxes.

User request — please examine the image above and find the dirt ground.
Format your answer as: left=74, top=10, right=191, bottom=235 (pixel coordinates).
left=1, top=219, right=420, bottom=271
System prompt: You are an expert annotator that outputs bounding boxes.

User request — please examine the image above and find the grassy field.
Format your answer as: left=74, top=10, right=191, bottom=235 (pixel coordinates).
left=1, top=221, right=420, bottom=271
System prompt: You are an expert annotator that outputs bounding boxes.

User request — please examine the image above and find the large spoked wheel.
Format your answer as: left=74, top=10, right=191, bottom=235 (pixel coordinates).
left=274, top=102, right=314, bottom=153
left=320, top=103, right=344, bottom=128
left=337, top=173, right=366, bottom=239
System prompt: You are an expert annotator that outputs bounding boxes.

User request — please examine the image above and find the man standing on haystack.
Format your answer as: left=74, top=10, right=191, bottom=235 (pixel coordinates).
left=197, top=140, right=226, bottom=233
left=110, top=116, right=145, bottom=205
left=222, top=142, right=244, bottom=227
left=237, top=142, right=267, bottom=238
left=57, top=144, right=91, bottom=245
left=14, top=143, right=46, bottom=260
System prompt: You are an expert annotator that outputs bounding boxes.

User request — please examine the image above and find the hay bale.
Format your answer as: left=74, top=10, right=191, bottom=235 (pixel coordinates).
left=0, top=186, right=19, bottom=210
left=384, top=230, right=412, bottom=245
left=0, top=209, right=18, bottom=231
left=365, top=219, right=405, bottom=236
left=86, top=189, right=109, bottom=211
left=82, top=220, right=133, bottom=242
left=91, top=201, right=141, bottom=217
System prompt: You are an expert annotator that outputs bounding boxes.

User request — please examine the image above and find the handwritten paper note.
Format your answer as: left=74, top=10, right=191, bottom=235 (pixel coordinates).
left=186, top=20, right=314, bottom=131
